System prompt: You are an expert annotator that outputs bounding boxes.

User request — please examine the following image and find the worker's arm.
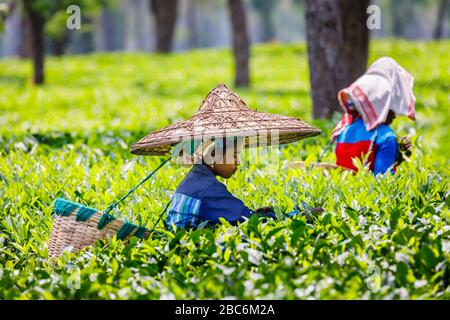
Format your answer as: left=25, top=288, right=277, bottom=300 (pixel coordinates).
left=374, top=135, right=399, bottom=175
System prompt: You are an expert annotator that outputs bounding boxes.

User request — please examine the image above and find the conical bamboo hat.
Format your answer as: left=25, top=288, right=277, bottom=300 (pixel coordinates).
left=131, top=84, right=321, bottom=156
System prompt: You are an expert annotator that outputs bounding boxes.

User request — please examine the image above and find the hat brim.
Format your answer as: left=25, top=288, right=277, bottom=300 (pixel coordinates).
left=130, top=125, right=321, bottom=156
left=130, top=84, right=321, bottom=156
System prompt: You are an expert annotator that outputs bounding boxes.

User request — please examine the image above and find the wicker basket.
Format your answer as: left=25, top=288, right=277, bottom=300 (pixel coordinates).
left=48, top=198, right=150, bottom=259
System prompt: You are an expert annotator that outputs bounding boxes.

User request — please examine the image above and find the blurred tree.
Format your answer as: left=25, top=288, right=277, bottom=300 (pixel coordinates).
left=50, top=2, right=102, bottom=55
left=21, top=0, right=102, bottom=84
left=18, top=8, right=32, bottom=58
left=391, top=0, right=407, bottom=37
left=73, top=13, right=98, bottom=54
left=434, top=0, right=448, bottom=39
left=305, top=0, right=370, bottom=119
left=186, top=0, right=197, bottom=48
left=250, top=0, right=276, bottom=42
left=194, top=0, right=228, bottom=49
left=149, top=0, right=178, bottom=52
left=46, top=11, right=70, bottom=55
left=99, top=7, right=116, bottom=50
left=97, top=0, right=124, bottom=52
left=390, top=0, right=435, bottom=39
left=22, top=0, right=47, bottom=84
left=228, top=0, right=250, bottom=87
left=128, top=0, right=149, bottom=51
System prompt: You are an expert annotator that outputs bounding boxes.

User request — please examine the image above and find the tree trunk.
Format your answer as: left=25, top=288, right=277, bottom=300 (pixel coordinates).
left=23, top=0, right=45, bottom=84
left=19, top=14, right=32, bottom=59
left=30, top=16, right=45, bottom=84
left=305, top=0, right=370, bottom=119
left=228, top=0, right=250, bottom=87
left=50, top=38, right=66, bottom=56
left=433, top=0, right=447, bottom=39
left=150, top=0, right=178, bottom=52
left=50, top=30, right=69, bottom=56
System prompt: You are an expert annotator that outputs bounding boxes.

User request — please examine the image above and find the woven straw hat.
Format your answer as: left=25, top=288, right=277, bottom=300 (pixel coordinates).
left=131, top=84, right=321, bottom=156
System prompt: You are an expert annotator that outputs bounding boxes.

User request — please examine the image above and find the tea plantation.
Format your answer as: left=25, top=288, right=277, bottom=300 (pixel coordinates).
left=0, top=40, right=449, bottom=299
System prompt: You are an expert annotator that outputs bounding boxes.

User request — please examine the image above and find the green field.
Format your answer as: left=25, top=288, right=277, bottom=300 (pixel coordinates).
left=0, top=40, right=449, bottom=299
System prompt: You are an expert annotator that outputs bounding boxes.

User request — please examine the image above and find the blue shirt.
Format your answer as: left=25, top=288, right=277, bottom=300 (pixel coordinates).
left=335, top=118, right=398, bottom=174
left=166, top=164, right=273, bottom=230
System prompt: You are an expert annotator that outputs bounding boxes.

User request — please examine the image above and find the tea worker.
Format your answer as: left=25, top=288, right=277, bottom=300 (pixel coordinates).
left=163, top=136, right=281, bottom=229
left=131, top=84, right=321, bottom=229
left=331, top=57, right=415, bottom=174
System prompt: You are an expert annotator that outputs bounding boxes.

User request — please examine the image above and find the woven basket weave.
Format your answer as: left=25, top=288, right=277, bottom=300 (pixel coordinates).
left=131, top=84, right=321, bottom=156
left=48, top=198, right=150, bottom=259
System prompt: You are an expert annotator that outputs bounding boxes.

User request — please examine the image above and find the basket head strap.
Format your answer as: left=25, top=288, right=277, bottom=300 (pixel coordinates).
left=149, top=199, right=172, bottom=233
left=103, top=157, right=171, bottom=216
left=316, top=138, right=335, bottom=163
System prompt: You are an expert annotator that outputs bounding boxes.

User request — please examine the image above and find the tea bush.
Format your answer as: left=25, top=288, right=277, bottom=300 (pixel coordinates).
left=0, top=40, right=449, bottom=299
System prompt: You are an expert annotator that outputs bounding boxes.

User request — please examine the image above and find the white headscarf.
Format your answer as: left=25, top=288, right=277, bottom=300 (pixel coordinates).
left=333, top=57, right=416, bottom=136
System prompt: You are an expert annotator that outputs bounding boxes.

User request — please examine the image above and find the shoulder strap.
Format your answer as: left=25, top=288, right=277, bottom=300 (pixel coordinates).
left=316, top=138, right=335, bottom=163
left=104, top=157, right=171, bottom=215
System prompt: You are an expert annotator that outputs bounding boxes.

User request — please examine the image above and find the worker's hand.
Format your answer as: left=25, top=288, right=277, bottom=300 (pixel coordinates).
left=254, top=206, right=277, bottom=221
left=399, top=136, right=412, bottom=153
left=398, top=136, right=412, bottom=163
left=311, top=206, right=325, bottom=214
left=255, top=206, right=274, bottom=214
left=286, top=206, right=324, bottom=220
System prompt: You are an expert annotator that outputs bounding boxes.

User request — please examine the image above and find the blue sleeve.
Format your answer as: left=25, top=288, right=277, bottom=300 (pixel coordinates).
left=199, top=182, right=254, bottom=225
left=374, top=133, right=398, bottom=175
